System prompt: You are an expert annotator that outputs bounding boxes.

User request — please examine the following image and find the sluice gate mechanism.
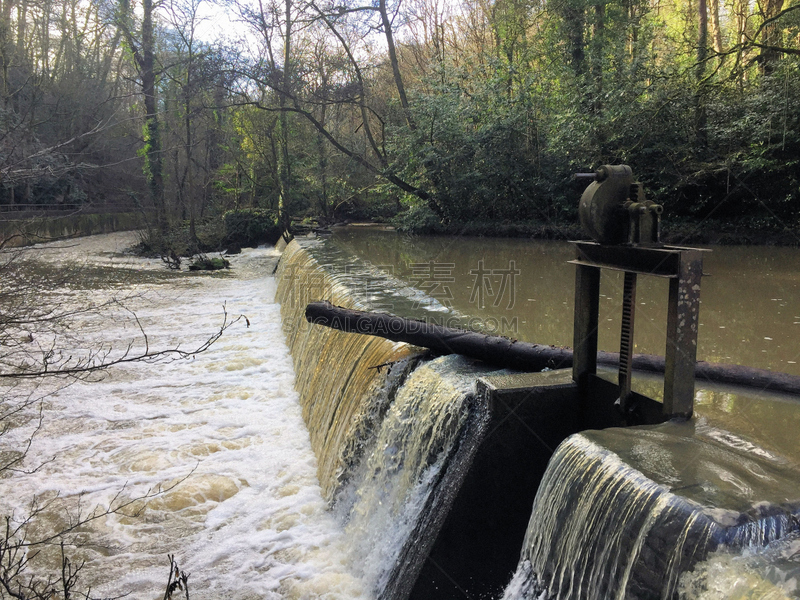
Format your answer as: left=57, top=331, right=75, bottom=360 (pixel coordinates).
left=571, top=164, right=706, bottom=423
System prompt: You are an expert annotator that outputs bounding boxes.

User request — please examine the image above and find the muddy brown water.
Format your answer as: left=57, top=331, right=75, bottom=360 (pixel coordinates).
left=330, top=228, right=800, bottom=378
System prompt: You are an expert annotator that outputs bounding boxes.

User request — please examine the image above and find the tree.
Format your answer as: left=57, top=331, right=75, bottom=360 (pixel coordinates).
left=161, top=0, right=232, bottom=247
left=0, top=0, right=143, bottom=213
left=117, top=0, right=168, bottom=231
left=229, top=0, right=439, bottom=219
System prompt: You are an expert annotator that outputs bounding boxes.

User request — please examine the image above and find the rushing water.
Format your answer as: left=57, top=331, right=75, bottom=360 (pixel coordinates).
left=331, top=228, right=800, bottom=377
left=0, top=232, right=366, bottom=599
left=0, top=231, right=504, bottom=600
left=275, top=239, right=504, bottom=599
left=679, top=530, right=800, bottom=598
left=504, top=415, right=800, bottom=599
left=304, top=229, right=800, bottom=600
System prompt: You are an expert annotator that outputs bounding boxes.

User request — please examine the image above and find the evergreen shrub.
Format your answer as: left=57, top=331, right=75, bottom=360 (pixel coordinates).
left=222, top=208, right=282, bottom=248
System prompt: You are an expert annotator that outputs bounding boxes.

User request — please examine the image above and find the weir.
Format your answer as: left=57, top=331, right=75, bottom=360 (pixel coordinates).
left=506, top=429, right=800, bottom=599
left=275, top=216, right=800, bottom=598
left=275, top=240, right=417, bottom=498
left=276, top=238, right=510, bottom=598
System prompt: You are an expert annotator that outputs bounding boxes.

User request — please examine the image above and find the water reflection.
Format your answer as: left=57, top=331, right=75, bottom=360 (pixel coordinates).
left=331, top=228, right=800, bottom=376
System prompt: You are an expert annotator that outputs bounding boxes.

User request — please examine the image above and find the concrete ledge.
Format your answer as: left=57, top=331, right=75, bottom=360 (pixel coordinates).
left=411, top=369, right=584, bottom=599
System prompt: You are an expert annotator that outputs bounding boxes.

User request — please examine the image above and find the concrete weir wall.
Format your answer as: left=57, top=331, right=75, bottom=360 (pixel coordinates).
left=0, top=212, right=141, bottom=247
left=275, top=237, right=800, bottom=600
left=418, top=369, right=800, bottom=600
left=411, top=370, right=584, bottom=599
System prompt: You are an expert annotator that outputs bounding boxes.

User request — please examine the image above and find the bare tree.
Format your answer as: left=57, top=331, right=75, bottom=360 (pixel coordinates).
left=116, top=0, right=168, bottom=231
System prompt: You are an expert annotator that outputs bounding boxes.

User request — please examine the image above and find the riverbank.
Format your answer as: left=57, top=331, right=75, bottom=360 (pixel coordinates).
left=0, top=211, right=143, bottom=247
left=379, top=217, right=800, bottom=246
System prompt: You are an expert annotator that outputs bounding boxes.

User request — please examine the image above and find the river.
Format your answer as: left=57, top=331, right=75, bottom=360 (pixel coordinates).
left=0, top=231, right=365, bottom=600
left=331, top=227, right=800, bottom=377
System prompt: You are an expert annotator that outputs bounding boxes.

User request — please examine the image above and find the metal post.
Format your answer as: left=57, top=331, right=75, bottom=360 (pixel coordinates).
left=573, top=263, right=601, bottom=393
left=664, top=250, right=704, bottom=419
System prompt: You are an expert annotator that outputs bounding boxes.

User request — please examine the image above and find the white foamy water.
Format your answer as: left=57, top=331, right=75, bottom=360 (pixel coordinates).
left=679, top=531, right=800, bottom=599
left=0, top=232, right=367, bottom=600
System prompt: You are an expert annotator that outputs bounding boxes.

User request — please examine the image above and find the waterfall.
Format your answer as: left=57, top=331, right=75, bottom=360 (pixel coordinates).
left=276, top=235, right=800, bottom=600
left=508, top=434, right=716, bottom=600
left=275, top=240, right=417, bottom=499
left=503, top=429, right=800, bottom=600
left=275, top=238, right=498, bottom=599
left=337, top=355, right=494, bottom=598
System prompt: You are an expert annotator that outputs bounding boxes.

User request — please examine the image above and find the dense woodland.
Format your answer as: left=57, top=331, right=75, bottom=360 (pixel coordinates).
left=0, top=0, right=798, bottom=240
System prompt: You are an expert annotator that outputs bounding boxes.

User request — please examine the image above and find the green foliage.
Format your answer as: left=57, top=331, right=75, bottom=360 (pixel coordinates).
left=188, top=255, right=231, bottom=271
left=392, top=76, right=557, bottom=224
left=383, top=20, right=800, bottom=237
left=141, top=119, right=163, bottom=195
left=392, top=202, right=441, bottom=234
left=222, top=208, right=282, bottom=248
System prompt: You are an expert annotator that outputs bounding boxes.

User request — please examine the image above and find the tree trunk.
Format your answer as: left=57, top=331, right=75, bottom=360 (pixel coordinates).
left=278, top=0, right=292, bottom=229
left=562, top=1, right=586, bottom=77
left=695, top=0, right=709, bottom=148
left=591, top=2, right=606, bottom=159
left=305, top=302, right=800, bottom=395
left=709, top=0, right=723, bottom=55
left=141, top=0, right=166, bottom=231
left=379, top=0, right=415, bottom=130
left=305, top=301, right=573, bottom=372
left=759, top=0, right=785, bottom=74
left=317, top=89, right=329, bottom=218
left=0, top=0, right=14, bottom=109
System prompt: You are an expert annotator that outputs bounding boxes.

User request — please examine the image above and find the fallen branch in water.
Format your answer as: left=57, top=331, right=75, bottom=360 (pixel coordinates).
left=164, top=554, right=190, bottom=600
left=305, top=301, right=573, bottom=372
left=305, top=302, right=800, bottom=396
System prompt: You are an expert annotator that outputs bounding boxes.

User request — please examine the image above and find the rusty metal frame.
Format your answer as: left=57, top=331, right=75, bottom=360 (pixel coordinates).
left=571, top=241, right=705, bottom=420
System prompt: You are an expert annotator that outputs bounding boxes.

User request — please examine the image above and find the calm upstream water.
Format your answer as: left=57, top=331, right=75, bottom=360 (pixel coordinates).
left=331, top=227, right=800, bottom=377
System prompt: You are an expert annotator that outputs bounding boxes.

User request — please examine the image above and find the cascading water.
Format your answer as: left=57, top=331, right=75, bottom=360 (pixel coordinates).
left=504, top=434, right=718, bottom=600
left=275, top=240, right=417, bottom=498
left=277, top=234, right=800, bottom=600
left=678, top=530, right=800, bottom=598
left=337, top=355, right=494, bottom=598
left=13, top=231, right=799, bottom=600
left=502, top=417, right=800, bottom=600
left=274, top=238, right=501, bottom=599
